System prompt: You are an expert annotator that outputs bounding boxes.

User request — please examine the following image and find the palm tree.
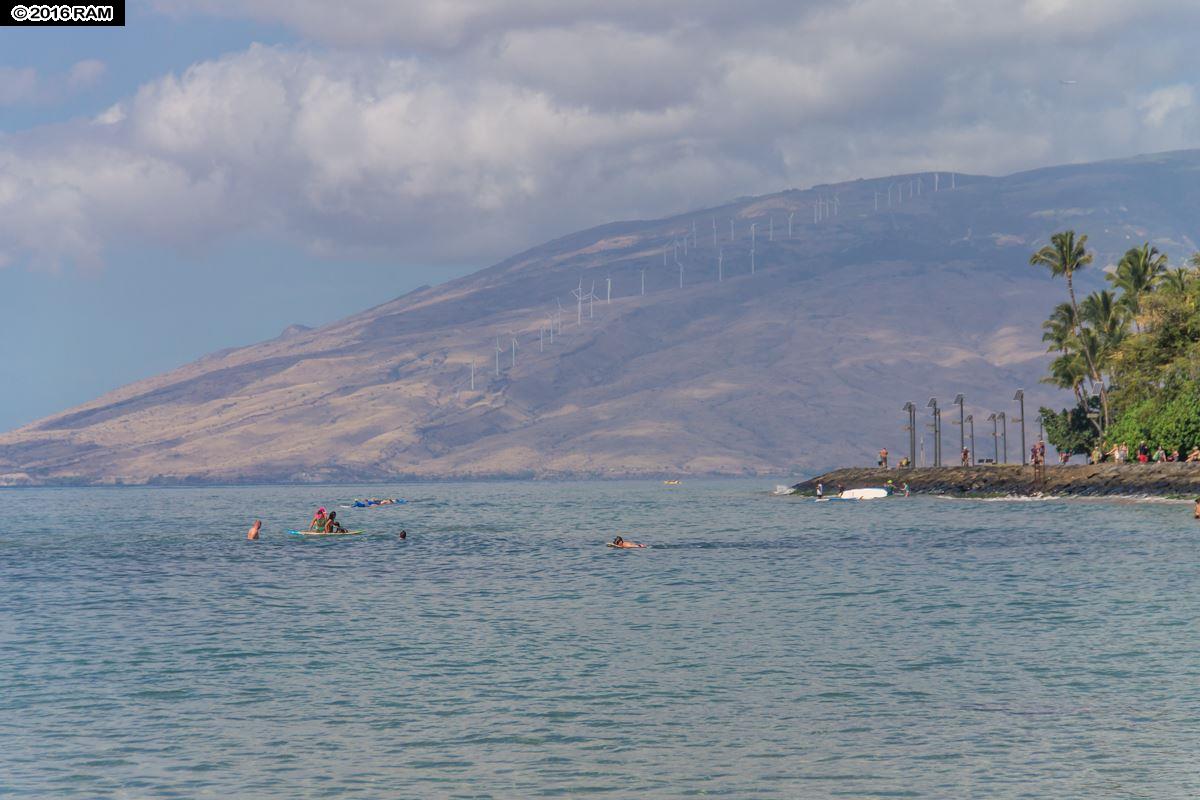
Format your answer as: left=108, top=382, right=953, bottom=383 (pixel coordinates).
left=1030, top=231, right=1107, bottom=424
left=1042, top=351, right=1088, bottom=409
left=1159, top=267, right=1192, bottom=295
left=1080, top=289, right=1128, bottom=347
left=1041, top=302, right=1077, bottom=352
left=1108, top=242, right=1167, bottom=328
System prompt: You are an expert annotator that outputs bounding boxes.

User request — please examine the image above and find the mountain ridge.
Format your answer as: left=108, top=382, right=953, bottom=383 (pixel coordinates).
left=3, top=149, right=1199, bottom=485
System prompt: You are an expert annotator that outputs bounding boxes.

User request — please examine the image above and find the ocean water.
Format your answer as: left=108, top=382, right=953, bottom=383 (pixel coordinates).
left=2, top=481, right=1198, bottom=799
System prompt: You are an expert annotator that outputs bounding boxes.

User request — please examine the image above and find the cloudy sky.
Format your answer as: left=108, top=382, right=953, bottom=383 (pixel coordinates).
left=2, top=0, right=1198, bottom=429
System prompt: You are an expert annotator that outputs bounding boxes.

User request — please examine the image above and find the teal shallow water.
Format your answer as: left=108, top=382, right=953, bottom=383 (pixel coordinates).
left=2, top=481, right=1198, bottom=798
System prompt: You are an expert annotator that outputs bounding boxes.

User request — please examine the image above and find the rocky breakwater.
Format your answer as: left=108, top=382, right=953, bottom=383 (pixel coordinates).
left=793, top=463, right=1200, bottom=498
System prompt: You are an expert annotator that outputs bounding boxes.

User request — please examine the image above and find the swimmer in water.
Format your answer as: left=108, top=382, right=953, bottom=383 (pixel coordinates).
left=1194, top=497, right=1200, bottom=520
left=247, top=520, right=262, bottom=540
left=611, top=536, right=646, bottom=548
left=398, top=530, right=407, bottom=539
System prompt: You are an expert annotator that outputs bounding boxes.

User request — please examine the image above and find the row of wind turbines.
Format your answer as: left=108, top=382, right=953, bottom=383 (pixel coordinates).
left=460, top=171, right=962, bottom=395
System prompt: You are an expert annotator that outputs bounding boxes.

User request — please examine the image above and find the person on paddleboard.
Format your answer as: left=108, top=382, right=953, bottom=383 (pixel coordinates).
left=611, top=536, right=645, bottom=548
left=309, top=507, right=328, bottom=531
left=324, top=511, right=347, bottom=533
left=816, top=482, right=824, bottom=499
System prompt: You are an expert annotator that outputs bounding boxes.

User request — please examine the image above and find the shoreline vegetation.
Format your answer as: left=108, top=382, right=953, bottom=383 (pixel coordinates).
left=1032, top=231, right=1200, bottom=464
left=793, top=463, right=1200, bottom=499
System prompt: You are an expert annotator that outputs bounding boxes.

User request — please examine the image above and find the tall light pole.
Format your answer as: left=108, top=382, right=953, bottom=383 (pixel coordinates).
left=999, top=411, right=1008, bottom=463
left=987, top=413, right=998, bottom=463
left=902, top=401, right=916, bottom=467
left=1014, top=389, right=1026, bottom=465
left=953, top=393, right=965, bottom=459
left=966, top=414, right=975, bottom=465
left=927, top=397, right=941, bottom=467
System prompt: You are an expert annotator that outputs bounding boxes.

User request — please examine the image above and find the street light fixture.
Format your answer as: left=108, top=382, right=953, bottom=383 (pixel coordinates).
left=953, top=394, right=965, bottom=462
left=998, top=411, right=1007, bottom=463
left=902, top=401, right=916, bottom=468
left=1014, top=389, right=1026, bottom=465
left=987, top=413, right=998, bottom=463
left=926, top=397, right=941, bottom=466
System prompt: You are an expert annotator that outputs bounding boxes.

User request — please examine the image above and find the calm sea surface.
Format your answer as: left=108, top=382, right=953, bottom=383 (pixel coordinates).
left=2, top=481, right=1198, bottom=798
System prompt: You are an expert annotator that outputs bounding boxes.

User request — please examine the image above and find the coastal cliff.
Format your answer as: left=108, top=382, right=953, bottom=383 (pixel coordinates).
left=794, top=463, right=1200, bottom=498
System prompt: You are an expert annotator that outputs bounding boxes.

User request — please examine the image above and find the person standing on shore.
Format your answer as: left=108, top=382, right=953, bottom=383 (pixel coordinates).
left=961, top=447, right=970, bottom=467
left=879, top=448, right=889, bottom=468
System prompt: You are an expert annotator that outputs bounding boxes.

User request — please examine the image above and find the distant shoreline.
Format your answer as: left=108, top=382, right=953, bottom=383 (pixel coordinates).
left=792, top=464, right=1200, bottom=499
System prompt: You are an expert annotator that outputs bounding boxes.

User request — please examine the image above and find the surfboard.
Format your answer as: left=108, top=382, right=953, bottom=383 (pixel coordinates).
left=839, top=487, right=890, bottom=500
left=287, top=529, right=366, bottom=537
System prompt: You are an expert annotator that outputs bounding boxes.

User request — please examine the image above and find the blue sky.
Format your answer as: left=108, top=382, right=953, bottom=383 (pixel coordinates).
left=2, top=0, right=1198, bottom=430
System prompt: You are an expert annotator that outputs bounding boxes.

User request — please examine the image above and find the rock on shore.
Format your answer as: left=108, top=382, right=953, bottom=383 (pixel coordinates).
left=793, top=463, right=1200, bottom=498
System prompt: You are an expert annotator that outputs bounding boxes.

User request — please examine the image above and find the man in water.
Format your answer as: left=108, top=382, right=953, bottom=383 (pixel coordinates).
left=324, top=511, right=347, bottom=533
left=247, top=520, right=262, bottom=540
left=1194, top=498, right=1200, bottom=520
left=611, top=536, right=646, bottom=548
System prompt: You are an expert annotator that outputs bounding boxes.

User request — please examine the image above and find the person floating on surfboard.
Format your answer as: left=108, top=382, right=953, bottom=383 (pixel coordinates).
left=610, top=536, right=646, bottom=548
left=324, top=511, right=347, bottom=533
left=309, top=507, right=328, bottom=531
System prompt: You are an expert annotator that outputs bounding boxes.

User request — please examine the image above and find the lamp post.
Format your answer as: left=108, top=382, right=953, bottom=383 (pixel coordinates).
left=953, top=393, right=965, bottom=461
left=926, top=397, right=941, bottom=466
left=966, top=414, right=975, bottom=465
left=998, top=411, right=1007, bottom=463
left=902, top=402, right=916, bottom=468
left=1014, top=389, right=1026, bottom=465
left=987, top=413, right=998, bottom=463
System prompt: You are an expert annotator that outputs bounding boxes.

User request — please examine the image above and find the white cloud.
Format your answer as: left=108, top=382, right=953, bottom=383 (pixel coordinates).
left=2, top=1, right=1199, bottom=271
left=67, top=59, right=107, bottom=88
left=1139, top=84, right=1194, bottom=128
left=0, top=67, right=39, bottom=105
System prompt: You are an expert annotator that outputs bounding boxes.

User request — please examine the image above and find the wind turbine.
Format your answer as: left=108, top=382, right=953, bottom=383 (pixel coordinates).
left=470, top=359, right=475, bottom=390
left=788, top=211, right=794, bottom=238
left=571, top=280, right=584, bottom=325
left=640, top=267, right=645, bottom=296
left=606, top=276, right=612, bottom=304
left=678, top=260, right=684, bottom=288
left=692, top=219, right=698, bottom=248
left=768, top=217, right=774, bottom=242
left=587, top=281, right=598, bottom=318
left=712, top=216, right=718, bottom=247
left=494, top=337, right=502, bottom=376
left=730, top=218, right=735, bottom=242
left=511, top=335, right=518, bottom=368
left=718, top=248, right=723, bottom=282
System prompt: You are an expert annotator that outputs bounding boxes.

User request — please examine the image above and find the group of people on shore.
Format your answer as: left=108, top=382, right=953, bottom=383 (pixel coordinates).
left=1092, top=442, right=1200, bottom=464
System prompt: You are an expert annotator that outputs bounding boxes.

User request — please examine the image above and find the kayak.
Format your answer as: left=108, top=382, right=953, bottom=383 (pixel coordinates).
left=287, top=529, right=366, bottom=537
